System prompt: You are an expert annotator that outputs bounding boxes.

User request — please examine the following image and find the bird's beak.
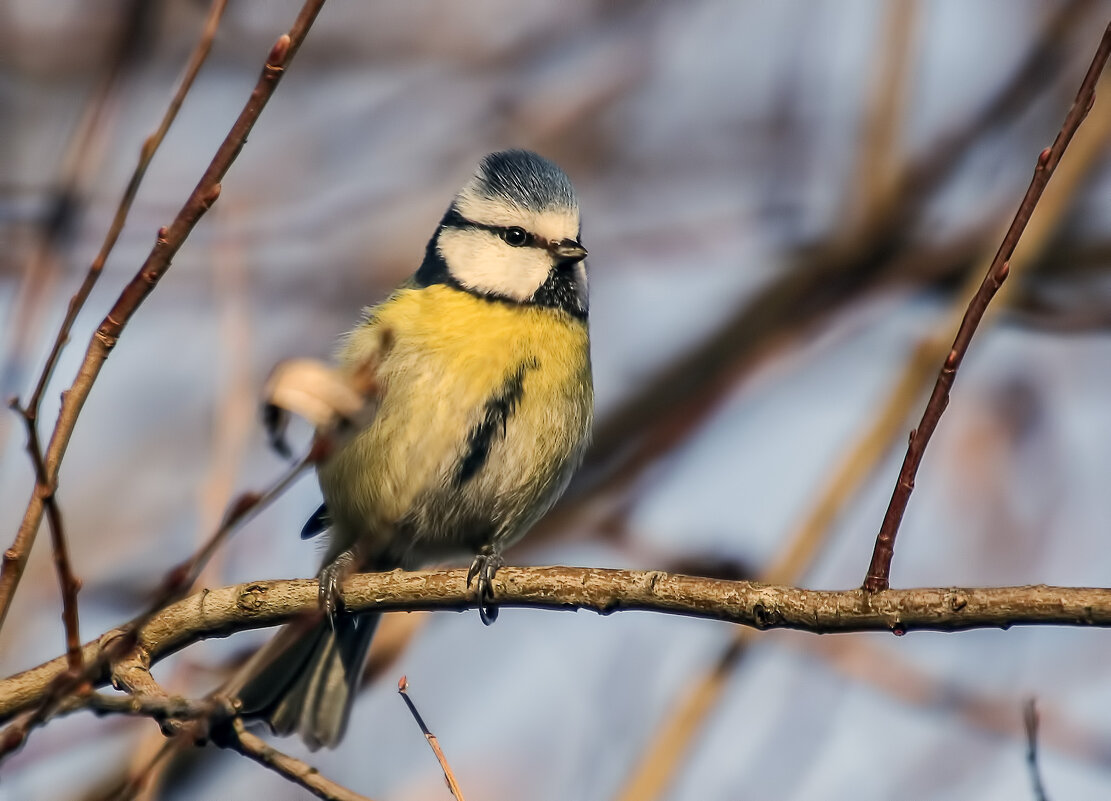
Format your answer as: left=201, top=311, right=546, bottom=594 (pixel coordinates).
left=552, top=239, right=588, bottom=263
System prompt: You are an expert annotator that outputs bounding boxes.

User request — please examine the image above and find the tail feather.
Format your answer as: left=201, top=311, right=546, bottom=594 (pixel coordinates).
left=232, top=612, right=379, bottom=750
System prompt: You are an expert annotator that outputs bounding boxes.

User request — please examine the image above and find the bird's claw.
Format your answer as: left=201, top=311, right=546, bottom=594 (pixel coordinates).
left=467, top=547, right=504, bottom=625
left=318, top=548, right=358, bottom=622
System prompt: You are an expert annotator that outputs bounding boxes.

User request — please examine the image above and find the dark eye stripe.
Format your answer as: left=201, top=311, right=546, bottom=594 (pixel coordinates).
left=442, top=208, right=541, bottom=250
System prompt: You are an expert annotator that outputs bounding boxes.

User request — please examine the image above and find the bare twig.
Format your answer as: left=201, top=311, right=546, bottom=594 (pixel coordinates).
left=611, top=55, right=1111, bottom=801
left=6, top=399, right=84, bottom=671
left=0, top=0, right=327, bottom=631
left=548, top=1, right=1095, bottom=540
left=785, top=64, right=1111, bottom=592
left=4, top=568, right=1111, bottom=725
left=863, top=22, right=1111, bottom=592
left=111, top=225, right=258, bottom=800
left=0, top=0, right=150, bottom=435
left=398, top=676, right=467, bottom=801
left=95, top=739, right=179, bottom=801
left=1, top=3, right=230, bottom=666
left=21, top=0, right=230, bottom=431
left=224, top=719, right=379, bottom=801
left=1024, top=699, right=1051, bottom=801
left=0, top=453, right=312, bottom=760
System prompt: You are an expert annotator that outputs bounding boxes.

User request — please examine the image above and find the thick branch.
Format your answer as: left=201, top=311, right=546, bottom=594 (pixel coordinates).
left=2, top=567, right=1109, bottom=721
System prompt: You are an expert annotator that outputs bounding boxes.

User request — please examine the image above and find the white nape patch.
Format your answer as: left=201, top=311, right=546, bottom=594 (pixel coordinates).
left=455, top=185, right=580, bottom=245
left=437, top=227, right=553, bottom=301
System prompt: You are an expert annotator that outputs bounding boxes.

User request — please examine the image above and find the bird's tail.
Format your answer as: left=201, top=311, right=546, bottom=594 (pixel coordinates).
left=230, top=612, right=379, bottom=750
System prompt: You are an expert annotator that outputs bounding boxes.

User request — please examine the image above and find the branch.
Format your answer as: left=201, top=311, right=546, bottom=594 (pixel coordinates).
left=2, top=567, right=1110, bottom=722
left=20, top=0, right=229, bottom=429
left=863, top=20, right=1111, bottom=591
left=1024, top=699, right=1051, bottom=801
left=222, top=719, right=379, bottom=801
left=0, top=3, right=230, bottom=657
left=611, top=29, right=1111, bottom=801
left=0, top=0, right=327, bottom=630
left=551, top=2, right=1096, bottom=538
left=398, top=677, right=467, bottom=801
left=5, top=402, right=84, bottom=671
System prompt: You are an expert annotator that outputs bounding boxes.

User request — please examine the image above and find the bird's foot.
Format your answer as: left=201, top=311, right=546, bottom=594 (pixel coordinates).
left=318, top=547, right=358, bottom=621
left=466, top=546, right=504, bottom=626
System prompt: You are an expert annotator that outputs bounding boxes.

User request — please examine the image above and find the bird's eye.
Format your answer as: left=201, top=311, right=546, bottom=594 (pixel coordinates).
left=501, top=227, right=529, bottom=247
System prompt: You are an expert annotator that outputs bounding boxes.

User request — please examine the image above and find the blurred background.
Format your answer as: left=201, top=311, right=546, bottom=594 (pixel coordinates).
left=2, top=1, right=1111, bottom=799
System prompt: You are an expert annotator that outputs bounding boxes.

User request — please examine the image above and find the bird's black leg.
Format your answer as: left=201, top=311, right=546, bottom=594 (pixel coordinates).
left=466, top=545, right=504, bottom=625
left=319, top=547, right=359, bottom=621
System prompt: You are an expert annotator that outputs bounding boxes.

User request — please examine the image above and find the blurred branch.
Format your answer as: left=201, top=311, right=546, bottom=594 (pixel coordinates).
left=18, top=0, right=229, bottom=442
left=863, top=20, right=1111, bottom=592
left=0, top=0, right=171, bottom=678
left=609, top=16, right=1108, bottom=798
left=112, top=212, right=257, bottom=801
left=544, top=1, right=1097, bottom=537
left=4, top=567, right=1111, bottom=723
left=1024, top=699, right=1051, bottom=801
left=4, top=2, right=232, bottom=664
left=0, top=451, right=313, bottom=761
left=0, top=0, right=152, bottom=436
left=0, top=0, right=327, bottom=632
left=779, top=632, right=1111, bottom=768
left=853, top=1, right=917, bottom=229
left=222, top=719, right=379, bottom=801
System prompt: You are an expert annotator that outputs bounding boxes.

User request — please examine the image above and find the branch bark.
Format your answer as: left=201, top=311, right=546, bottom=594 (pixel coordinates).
left=2, top=567, right=1109, bottom=722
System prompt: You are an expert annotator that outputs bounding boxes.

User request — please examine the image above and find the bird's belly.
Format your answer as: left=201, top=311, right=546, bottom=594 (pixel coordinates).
left=317, top=292, right=591, bottom=568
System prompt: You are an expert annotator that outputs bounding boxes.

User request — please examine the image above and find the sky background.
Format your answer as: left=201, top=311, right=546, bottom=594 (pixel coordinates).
left=2, top=1, right=1111, bottom=799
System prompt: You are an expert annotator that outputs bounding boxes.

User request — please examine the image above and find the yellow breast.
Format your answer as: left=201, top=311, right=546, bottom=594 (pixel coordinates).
left=318, top=284, right=592, bottom=564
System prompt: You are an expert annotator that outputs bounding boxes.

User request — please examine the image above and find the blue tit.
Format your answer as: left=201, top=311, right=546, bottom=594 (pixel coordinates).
left=234, top=150, right=593, bottom=750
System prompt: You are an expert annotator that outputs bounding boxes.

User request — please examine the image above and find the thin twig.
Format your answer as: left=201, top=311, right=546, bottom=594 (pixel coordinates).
left=618, top=57, right=1111, bottom=801
left=7, top=397, right=84, bottom=671
left=112, top=224, right=258, bottom=798
left=546, top=1, right=1095, bottom=544
left=783, top=64, right=1111, bottom=591
left=224, top=719, right=379, bottom=801
left=1024, top=699, right=1051, bottom=801
left=0, top=0, right=327, bottom=631
left=23, top=0, right=230, bottom=427
left=863, top=21, right=1111, bottom=592
left=5, top=568, right=1111, bottom=725
left=0, top=0, right=150, bottom=443
left=0, top=453, right=312, bottom=759
left=0, top=3, right=230, bottom=659
left=398, top=676, right=467, bottom=801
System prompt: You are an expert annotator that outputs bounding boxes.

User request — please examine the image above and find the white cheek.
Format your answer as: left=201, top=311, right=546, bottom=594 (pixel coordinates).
left=437, top=228, right=551, bottom=302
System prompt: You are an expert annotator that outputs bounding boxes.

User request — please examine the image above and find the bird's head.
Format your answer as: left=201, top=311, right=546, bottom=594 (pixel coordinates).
left=422, top=150, right=588, bottom=317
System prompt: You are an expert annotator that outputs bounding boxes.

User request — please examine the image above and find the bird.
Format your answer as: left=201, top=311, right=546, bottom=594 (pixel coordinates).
left=232, top=149, right=594, bottom=750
